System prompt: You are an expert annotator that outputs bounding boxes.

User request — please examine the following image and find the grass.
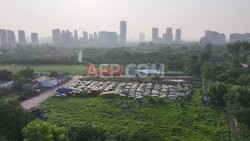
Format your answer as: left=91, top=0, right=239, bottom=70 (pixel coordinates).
left=41, top=89, right=230, bottom=141
left=0, top=64, right=87, bottom=75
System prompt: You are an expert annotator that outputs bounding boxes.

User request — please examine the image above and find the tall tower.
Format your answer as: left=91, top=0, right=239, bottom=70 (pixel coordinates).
left=31, top=33, right=39, bottom=45
left=175, top=28, right=182, bottom=43
left=152, top=28, right=159, bottom=43
left=0, top=29, right=8, bottom=46
left=7, top=30, right=16, bottom=46
left=52, top=29, right=61, bottom=45
left=74, top=30, right=78, bottom=40
left=120, top=21, right=127, bottom=44
left=166, top=27, right=173, bottom=43
left=18, top=30, right=26, bottom=45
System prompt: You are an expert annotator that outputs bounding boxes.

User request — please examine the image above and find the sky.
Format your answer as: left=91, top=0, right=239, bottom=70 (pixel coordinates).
left=0, top=0, right=250, bottom=41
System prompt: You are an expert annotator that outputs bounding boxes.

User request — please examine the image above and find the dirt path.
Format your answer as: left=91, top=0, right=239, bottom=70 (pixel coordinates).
left=21, top=76, right=79, bottom=110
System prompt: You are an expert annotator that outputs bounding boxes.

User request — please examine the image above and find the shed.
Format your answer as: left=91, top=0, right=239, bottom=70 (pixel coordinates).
left=41, top=79, right=58, bottom=88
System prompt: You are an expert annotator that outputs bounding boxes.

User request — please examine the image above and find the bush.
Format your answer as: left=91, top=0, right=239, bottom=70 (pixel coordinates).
left=70, top=125, right=106, bottom=141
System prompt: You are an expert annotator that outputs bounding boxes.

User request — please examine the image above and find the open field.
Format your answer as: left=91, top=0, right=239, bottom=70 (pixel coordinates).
left=0, top=64, right=87, bottom=75
left=41, top=89, right=230, bottom=141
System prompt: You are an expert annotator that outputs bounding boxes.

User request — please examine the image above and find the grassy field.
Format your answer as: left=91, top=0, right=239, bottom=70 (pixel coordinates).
left=0, top=64, right=87, bottom=75
left=41, top=89, right=230, bottom=141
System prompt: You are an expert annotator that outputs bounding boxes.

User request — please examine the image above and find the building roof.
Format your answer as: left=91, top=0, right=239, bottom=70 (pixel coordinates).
left=0, top=81, right=14, bottom=85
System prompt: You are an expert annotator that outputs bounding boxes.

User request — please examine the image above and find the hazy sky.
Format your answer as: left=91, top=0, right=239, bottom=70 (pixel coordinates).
left=1, top=0, right=250, bottom=41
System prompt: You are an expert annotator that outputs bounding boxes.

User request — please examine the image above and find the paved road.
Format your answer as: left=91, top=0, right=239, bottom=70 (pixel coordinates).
left=21, top=76, right=79, bottom=110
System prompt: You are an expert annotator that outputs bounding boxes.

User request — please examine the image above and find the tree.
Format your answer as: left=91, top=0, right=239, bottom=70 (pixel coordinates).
left=209, top=82, right=227, bottom=106
left=200, top=62, right=215, bottom=80
left=237, top=74, right=250, bottom=86
left=130, top=128, right=164, bottom=141
left=18, top=68, right=34, bottom=78
left=49, top=72, right=58, bottom=78
left=0, top=70, right=13, bottom=81
left=70, top=125, right=106, bottom=141
left=0, top=99, right=32, bottom=141
left=225, top=42, right=250, bottom=67
left=22, top=120, right=69, bottom=141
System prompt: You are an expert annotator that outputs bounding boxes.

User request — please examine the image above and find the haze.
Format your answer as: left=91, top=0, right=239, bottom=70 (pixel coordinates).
left=0, top=0, right=250, bottom=41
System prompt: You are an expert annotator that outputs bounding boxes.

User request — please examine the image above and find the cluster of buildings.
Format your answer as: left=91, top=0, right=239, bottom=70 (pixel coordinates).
left=22, top=73, right=72, bottom=93
left=200, top=30, right=250, bottom=46
left=52, top=21, right=127, bottom=46
left=0, top=29, right=39, bottom=47
left=151, top=27, right=182, bottom=44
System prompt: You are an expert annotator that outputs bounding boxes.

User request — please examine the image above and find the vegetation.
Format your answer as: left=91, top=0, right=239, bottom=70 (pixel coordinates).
left=22, top=120, right=69, bottom=141
left=41, top=89, right=229, bottom=141
left=0, top=99, right=33, bottom=141
left=0, top=64, right=87, bottom=75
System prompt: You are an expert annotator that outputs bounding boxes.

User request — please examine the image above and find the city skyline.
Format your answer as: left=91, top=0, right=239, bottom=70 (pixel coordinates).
left=0, top=0, right=250, bottom=41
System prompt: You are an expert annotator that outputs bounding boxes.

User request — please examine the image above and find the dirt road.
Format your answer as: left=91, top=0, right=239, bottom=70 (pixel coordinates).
left=21, top=76, right=79, bottom=110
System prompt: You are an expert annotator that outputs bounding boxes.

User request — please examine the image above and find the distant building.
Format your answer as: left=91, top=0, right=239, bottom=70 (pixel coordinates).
left=200, top=30, right=226, bottom=45
left=99, top=31, right=118, bottom=45
left=94, top=32, right=98, bottom=41
left=152, top=28, right=160, bottom=43
left=139, top=33, right=145, bottom=43
left=0, top=29, right=8, bottom=46
left=165, top=27, right=173, bottom=44
left=55, top=72, right=71, bottom=84
left=120, top=21, right=127, bottom=44
left=18, top=30, right=26, bottom=45
left=175, top=28, right=182, bottom=43
left=229, top=33, right=250, bottom=43
left=200, top=37, right=211, bottom=46
left=7, top=30, right=16, bottom=46
left=83, top=31, right=88, bottom=41
left=41, top=79, right=58, bottom=88
left=74, top=30, right=78, bottom=40
left=23, top=81, right=40, bottom=92
left=31, top=33, right=39, bottom=45
left=52, top=29, right=61, bottom=45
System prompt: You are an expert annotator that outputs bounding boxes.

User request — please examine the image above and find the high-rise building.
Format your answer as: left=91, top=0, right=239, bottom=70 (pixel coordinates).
left=94, top=32, right=98, bottom=41
left=83, top=31, right=88, bottom=41
left=6, top=30, right=15, bottom=46
left=166, top=27, right=173, bottom=43
left=200, top=30, right=226, bottom=45
left=229, top=33, right=247, bottom=43
left=99, top=31, right=118, bottom=45
left=0, top=29, right=8, bottom=46
left=31, top=33, right=39, bottom=45
left=152, top=28, right=159, bottom=43
left=18, top=30, right=26, bottom=45
left=120, top=21, right=127, bottom=44
left=204, top=30, right=226, bottom=44
left=139, top=33, right=145, bottom=43
left=175, top=29, right=182, bottom=43
left=52, top=29, right=61, bottom=45
left=74, top=30, right=78, bottom=40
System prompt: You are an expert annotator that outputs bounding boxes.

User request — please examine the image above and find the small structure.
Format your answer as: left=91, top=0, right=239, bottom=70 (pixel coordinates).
left=41, top=79, right=58, bottom=88
left=55, top=72, right=71, bottom=84
left=23, top=81, right=40, bottom=92
left=0, top=81, right=14, bottom=89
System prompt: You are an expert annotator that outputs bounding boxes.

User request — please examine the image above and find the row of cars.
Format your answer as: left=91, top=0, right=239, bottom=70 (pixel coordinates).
left=115, top=82, right=192, bottom=100
left=54, top=81, right=117, bottom=97
left=54, top=80, right=192, bottom=100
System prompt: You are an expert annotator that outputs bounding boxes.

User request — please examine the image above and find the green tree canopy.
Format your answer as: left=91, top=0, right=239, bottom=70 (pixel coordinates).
left=0, top=70, right=13, bottom=81
left=22, top=120, right=69, bottom=141
left=0, top=99, right=32, bottom=141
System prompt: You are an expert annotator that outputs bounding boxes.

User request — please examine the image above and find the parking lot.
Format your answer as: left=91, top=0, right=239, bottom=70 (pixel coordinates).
left=59, top=79, right=192, bottom=100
